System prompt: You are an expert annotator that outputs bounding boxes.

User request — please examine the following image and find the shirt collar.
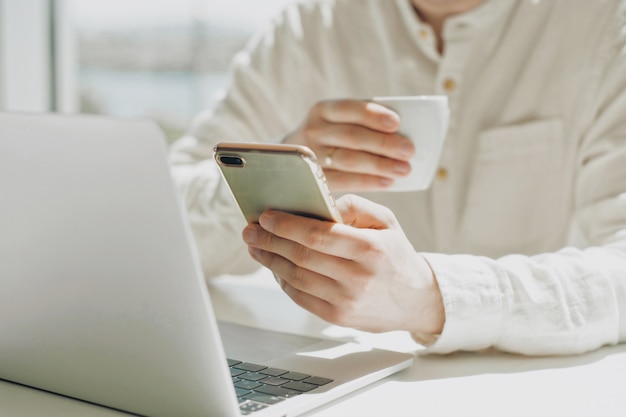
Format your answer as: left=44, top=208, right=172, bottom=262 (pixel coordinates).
left=447, top=1, right=512, bottom=29
left=395, top=0, right=515, bottom=60
left=395, top=0, right=515, bottom=38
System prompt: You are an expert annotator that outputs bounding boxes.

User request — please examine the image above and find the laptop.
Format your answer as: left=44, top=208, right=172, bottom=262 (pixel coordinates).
left=0, top=112, right=414, bottom=417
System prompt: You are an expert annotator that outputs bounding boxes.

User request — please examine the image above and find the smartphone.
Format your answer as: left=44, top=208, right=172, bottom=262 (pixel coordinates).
left=214, top=142, right=342, bottom=224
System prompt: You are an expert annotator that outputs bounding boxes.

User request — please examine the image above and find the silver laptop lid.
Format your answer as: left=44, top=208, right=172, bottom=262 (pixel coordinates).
left=0, top=112, right=239, bottom=417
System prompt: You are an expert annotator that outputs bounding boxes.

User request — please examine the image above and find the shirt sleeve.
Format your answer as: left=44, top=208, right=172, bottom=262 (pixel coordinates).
left=419, top=19, right=626, bottom=355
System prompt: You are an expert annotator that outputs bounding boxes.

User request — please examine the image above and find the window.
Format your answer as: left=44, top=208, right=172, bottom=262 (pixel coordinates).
left=67, top=0, right=293, bottom=142
left=0, top=0, right=56, bottom=111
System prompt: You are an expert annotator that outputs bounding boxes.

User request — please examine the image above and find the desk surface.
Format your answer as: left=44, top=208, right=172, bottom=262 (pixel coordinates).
left=2, top=269, right=625, bottom=417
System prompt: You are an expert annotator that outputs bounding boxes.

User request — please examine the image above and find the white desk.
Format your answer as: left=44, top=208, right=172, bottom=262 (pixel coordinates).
left=2, top=269, right=626, bottom=417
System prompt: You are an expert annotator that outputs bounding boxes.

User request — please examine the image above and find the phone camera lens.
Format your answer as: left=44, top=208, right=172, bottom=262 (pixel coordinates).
left=219, top=155, right=245, bottom=167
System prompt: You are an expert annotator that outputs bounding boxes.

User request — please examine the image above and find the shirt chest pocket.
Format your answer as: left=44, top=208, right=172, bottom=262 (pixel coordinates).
left=457, top=119, right=570, bottom=257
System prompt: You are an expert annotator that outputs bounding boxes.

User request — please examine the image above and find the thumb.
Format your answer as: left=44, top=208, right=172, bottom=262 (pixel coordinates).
left=336, top=194, right=399, bottom=230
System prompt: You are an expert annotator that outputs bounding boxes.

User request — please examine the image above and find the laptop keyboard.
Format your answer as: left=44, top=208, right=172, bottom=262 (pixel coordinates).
left=228, top=358, right=333, bottom=415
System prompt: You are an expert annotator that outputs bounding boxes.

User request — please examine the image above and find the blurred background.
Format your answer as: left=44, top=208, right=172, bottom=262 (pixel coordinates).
left=0, top=0, right=293, bottom=142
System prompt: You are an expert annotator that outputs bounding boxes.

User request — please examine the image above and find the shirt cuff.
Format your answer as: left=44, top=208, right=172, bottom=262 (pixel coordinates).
left=415, top=252, right=507, bottom=354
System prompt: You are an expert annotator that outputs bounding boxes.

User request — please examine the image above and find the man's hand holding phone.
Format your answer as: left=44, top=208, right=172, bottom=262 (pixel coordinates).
left=242, top=194, right=445, bottom=336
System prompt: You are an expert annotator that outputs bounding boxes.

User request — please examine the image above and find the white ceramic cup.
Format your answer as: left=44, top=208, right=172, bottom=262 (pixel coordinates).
left=371, top=95, right=449, bottom=192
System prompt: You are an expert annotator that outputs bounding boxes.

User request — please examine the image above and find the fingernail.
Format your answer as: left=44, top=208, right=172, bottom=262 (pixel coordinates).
left=259, top=211, right=275, bottom=231
left=249, top=247, right=262, bottom=260
left=379, top=177, right=394, bottom=187
left=242, top=227, right=257, bottom=244
left=382, top=114, right=399, bottom=129
left=399, top=140, right=415, bottom=158
left=393, top=162, right=411, bottom=175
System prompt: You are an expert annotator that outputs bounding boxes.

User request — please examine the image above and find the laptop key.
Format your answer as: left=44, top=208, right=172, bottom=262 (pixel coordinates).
left=303, top=376, right=333, bottom=386
left=281, top=381, right=318, bottom=392
left=235, top=380, right=263, bottom=390
left=239, top=400, right=268, bottom=415
left=230, top=368, right=247, bottom=377
left=281, top=371, right=310, bottom=381
left=240, top=372, right=267, bottom=382
left=227, top=359, right=242, bottom=367
left=259, top=367, right=288, bottom=377
left=235, top=387, right=253, bottom=398
left=261, top=376, right=290, bottom=386
left=234, top=362, right=267, bottom=372
left=243, top=392, right=286, bottom=405
left=254, top=384, right=302, bottom=398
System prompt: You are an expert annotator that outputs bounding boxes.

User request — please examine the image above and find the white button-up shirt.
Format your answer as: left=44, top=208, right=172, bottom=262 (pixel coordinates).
left=169, top=0, right=626, bottom=355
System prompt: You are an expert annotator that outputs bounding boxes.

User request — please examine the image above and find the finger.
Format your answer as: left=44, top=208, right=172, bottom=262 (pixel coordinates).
left=316, top=99, right=400, bottom=133
left=244, top=223, right=364, bottom=279
left=256, top=210, right=375, bottom=261
left=247, top=246, right=344, bottom=308
left=250, top=247, right=360, bottom=328
left=280, top=279, right=340, bottom=326
left=324, top=169, right=395, bottom=192
left=314, top=124, right=415, bottom=162
left=335, top=194, right=399, bottom=229
left=325, top=146, right=411, bottom=177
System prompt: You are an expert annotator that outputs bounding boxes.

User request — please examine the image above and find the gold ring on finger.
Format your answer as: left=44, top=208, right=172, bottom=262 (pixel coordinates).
left=324, top=147, right=337, bottom=167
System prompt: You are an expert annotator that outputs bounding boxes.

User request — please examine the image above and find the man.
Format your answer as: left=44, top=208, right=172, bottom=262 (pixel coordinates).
left=169, top=0, right=626, bottom=355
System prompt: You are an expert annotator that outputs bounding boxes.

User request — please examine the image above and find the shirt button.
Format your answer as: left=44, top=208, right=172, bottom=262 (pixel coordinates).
left=419, top=29, right=428, bottom=40
left=436, top=167, right=449, bottom=180
left=443, top=78, right=456, bottom=92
